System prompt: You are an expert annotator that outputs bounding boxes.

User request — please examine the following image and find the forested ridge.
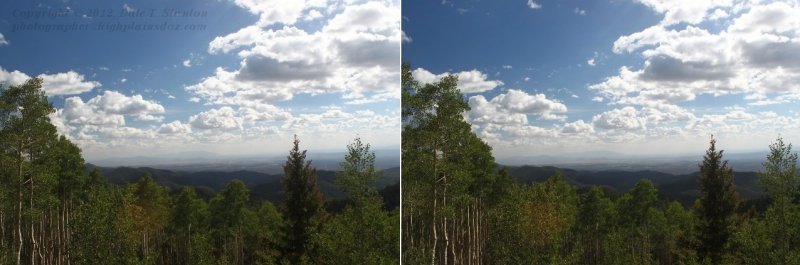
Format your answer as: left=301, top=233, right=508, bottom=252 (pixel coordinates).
left=0, top=78, right=399, bottom=264
left=402, top=63, right=800, bottom=265
left=83, top=164, right=400, bottom=210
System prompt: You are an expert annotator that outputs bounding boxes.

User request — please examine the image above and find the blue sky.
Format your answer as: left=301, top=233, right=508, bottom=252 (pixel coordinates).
left=0, top=0, right=400, bottom=162
left=403, top=0, right=800, bottom=160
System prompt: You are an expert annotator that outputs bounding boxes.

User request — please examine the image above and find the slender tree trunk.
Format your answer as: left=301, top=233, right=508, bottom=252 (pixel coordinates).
left=431, top=187, right=437, bottom=265
left=16, top=145, right=23, bottom=265
left=1, top=209, right=5, bottom=251
left=30, top=175, right=36, bottom=265
left=409, top=204, right=414, bottom=249
left=443, top=182, right=448, bottom=265
left=430, top=142, right=439, bottom=265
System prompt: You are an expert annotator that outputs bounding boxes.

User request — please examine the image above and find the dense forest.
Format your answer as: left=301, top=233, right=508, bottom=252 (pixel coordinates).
left=401, top=63, right=800, bottom=265
left=0, top=78, right=399, bottom=264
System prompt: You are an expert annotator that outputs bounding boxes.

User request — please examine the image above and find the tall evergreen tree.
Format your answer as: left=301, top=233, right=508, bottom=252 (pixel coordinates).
left=280, top=136, right=326, bottom=263
left=695, top=136, right=739, bottom=263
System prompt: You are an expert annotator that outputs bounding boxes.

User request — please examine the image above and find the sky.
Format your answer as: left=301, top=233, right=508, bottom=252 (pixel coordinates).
left=403, top=0, right=800, bottom=160
left=0, top=0, right=400, bottom=162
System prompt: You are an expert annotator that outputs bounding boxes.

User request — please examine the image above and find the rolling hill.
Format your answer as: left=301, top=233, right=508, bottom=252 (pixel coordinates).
left=504, top=165, right=766, bottom=206
left=86, top=164, right=400, bottom=207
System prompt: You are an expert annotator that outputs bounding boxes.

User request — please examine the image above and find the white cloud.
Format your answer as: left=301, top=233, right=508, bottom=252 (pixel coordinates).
left=54, top=90, right=165, bottom=128
left=527, top=0, right=541, bottom=10
left=587, top=58, right=595, bottom=66
left=592, top=2, right=800, bottom=109
left=89, top=90, right=165, bottom=116
left=304, top=9, right=323, bottom=21
left=467, top=96, right=529, bottom=126
left=574, top=8, right=586, bottom=15
left=0, top=33, right=8, bottom=45
left=228, top=0, right=317, bottom=27
left=195, top=1, right=400, bottom=105
left=467, top=89, right=568, bottom=126
left=1, top=68, right=101, bottom=95
left=189, top=107, right=243, bottom=131
left=123, top=3, right=136, bottom=12
left=183, top=59, right=192, bottom=67
left=39, top=71, right=102, bottom=95
left=412, top=68, right=503, bottom=93
left=562, top=120, right=594, bottom=134
left=491, top=89, right=567, bottom=115
left=502, top=65, right=513, bottom=69
left=158, top=120, right=192, bottom=134
left=634, top=0, right=732, bottom=26
left=592, top=107, right=646, bottom=131
left=120, top=78, right=127, bottom=83
left=0, top=67, right=31, bottom=87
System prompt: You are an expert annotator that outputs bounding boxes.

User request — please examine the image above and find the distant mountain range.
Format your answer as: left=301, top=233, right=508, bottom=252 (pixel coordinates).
left=499, top=151, right=769, bottom=175
left=504, top=165, right=765, bottom=206
left=86, top=164, right=400, bottom=209
left=88, top=149, right=401, bottom=175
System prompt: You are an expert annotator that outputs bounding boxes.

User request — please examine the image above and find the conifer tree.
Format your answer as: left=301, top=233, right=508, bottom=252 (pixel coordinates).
left=280, top=136, right=326, bottom=263
left=695, top=136, right=739, bottom=263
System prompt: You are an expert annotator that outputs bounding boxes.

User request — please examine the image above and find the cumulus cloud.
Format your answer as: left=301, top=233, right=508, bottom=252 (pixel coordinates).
left=158, top=120, right=192, bottom=134
left=592, top=2, right=800, bottom=110
left=189, top=107, right=244, bottom=131
left=467, top=89, right=568, bottom=127
left=411, top=68, right=504, bottom=93
left=491, top=89, right=567, bottom=116
left=562, top=120, right=594, bottom=134
left=39, top=71, right=102, bottom=95
left=0, top=67, right=30, bottom=87
left=228, top=0, right=318, bottom=27
left=193, top=1, right=400, bottom=105
left=54, top=90, right=165, bottom=127
left=592, top=107, right=646, bottom=131
left=633, top=0, right=732, bottom=26
left=0, top=68, right=100, bottom=95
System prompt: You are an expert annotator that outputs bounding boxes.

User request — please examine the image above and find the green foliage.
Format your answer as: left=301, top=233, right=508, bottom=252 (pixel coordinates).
left=488, top=173, right=580, bottom=263
left=760, top=137, right=800, bottom=202
left=751, top=137, right=800, bottom=264
left=72, top=180, right=133, bottom=263
left=337, top=137, right=379, bottom=206
left=313, top=138, right=400, bottom=264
